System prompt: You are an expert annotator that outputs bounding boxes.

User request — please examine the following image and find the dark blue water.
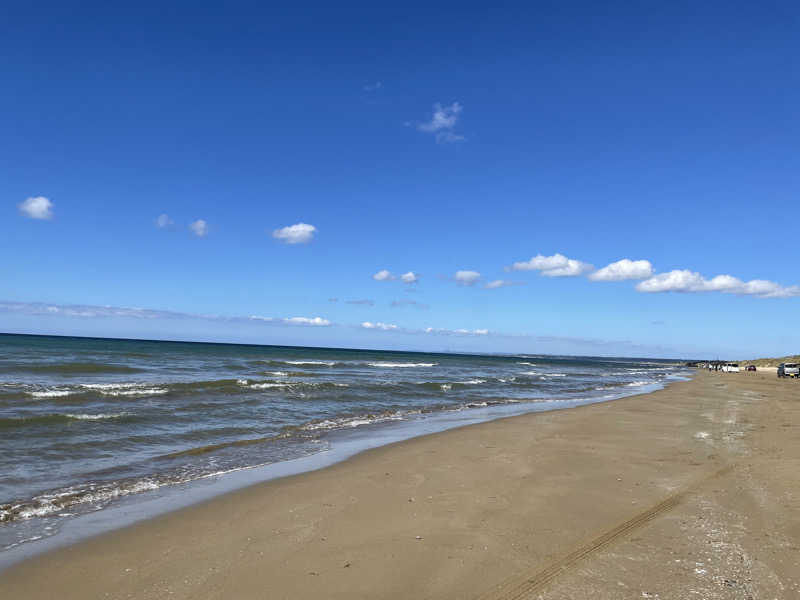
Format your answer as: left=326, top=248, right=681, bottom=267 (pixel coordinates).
left=0, top=333, right=686, bottom=552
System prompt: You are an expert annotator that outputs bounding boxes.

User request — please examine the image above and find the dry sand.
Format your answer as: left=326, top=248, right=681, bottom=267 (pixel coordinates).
left=2, top=371, right=799, bottom=599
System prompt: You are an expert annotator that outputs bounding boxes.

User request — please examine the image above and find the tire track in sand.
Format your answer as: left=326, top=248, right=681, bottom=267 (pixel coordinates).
left=475, top=465, right=734, bottom=600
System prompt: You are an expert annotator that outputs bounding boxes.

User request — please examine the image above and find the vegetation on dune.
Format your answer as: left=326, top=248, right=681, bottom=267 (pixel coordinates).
left=740, top=355, right=800, bottom=367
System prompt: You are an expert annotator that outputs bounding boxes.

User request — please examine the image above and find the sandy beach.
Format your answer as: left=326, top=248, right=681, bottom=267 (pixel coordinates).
left=2, top=370, right=798, bottom=599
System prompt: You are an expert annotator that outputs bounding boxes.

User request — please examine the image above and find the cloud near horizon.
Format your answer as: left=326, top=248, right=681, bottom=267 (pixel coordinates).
left=0, top=300, right=332, bottom=326
left=589, top=259, right=653, bottom=281
left=361, top=321, right=398, bottom=330
left=424, top=327, right=489, bottom=336
left=272, top=223, right=316, bottom=244
left=509, top=253, right=593, bottom=277
left=635, top=270, right=800, bottom=298
left=19, top=196, right=53, bottom=220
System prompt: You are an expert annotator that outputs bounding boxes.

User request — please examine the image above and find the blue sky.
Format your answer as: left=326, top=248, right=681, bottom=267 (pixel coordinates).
left=2, top=1, right=799, bottom=358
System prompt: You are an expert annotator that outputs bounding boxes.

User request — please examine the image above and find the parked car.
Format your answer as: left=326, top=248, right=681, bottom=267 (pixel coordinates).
left=745, top=365, right=756, bottom=372
left=721, top=363, right=740, bottom=373
left=778, top=363, right=800, bottom=378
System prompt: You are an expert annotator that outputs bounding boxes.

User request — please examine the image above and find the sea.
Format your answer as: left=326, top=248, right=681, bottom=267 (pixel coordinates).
left=0, top=333, right=688, bottom=562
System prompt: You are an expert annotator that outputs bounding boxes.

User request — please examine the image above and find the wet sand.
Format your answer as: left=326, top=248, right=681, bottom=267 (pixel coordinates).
left=2, top=371, right=799, bottom=599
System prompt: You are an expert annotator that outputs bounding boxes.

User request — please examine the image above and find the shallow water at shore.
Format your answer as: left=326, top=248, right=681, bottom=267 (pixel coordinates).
left=0, top=334, right=687, bottom=554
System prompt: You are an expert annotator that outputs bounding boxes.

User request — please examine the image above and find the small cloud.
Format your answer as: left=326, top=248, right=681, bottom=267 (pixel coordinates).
left=249, top=315, right=274, bottom=322
left=155, top=213, right=173, bottom=228
left=417, top=102, right=465, bottom=143
left=454, top=270, right=481, bottom=286
left=250, top=315, right=331, bottom=326
left=419, top=102, right=462, bottom=132
left=484, top=279, right=518, bottom=289
left=18, top=196, right=53, bottom=220
left=363, top=81, right=382, bottom=91
left=272, top=223, right=316, bottom=244
left=424, top=326, right=490, bottom=336
left=345, top=299, right=374, bottom=306
left=400, top=271, right=419, bottom=284
left=589, top=259, right=653, bottom=281
left=283, top=316, right=330, bottom=326
left=509, top=253, right=593, bottom=277
left=373, top=269, right=396, bottom=281
left=189, top=219, right=208, bottom=237
left=361, top=321, right=398, bottom=330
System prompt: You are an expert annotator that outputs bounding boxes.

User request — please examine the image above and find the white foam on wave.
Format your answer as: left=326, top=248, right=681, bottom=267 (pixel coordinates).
left=284, top=360, right=336, bottom=366
left=625, top=380, right=651, bottom=387
left=80, top=383, right=167, bottom=396
left=249, top=382, right=292, bottom=389
left=302, top=411, right=408, bottom=431
left=517, top=361, right=539, bottom=366
left=12, top=479, right=161, bottom=521
left=542, top=373, right=567, bottom=377
left=440, top=383, right=452, bottom=391
left=80, top=383, right=143, bottom=390
left=65, top=412, right=129, bottom=421
left=102, top=388, right=167, bottom=397
left=368, top=362, right=437, bottom=368
left=458, top=379, right=486, bottom=385
left=30, top=390, right=74, bottom=398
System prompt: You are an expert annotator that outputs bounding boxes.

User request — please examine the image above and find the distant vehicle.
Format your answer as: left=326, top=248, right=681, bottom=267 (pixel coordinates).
left=745, top=365, right=756, bottom=372
left=778, top=363, right=800, bottom=378
left=721, top=363, right=740, bottom=373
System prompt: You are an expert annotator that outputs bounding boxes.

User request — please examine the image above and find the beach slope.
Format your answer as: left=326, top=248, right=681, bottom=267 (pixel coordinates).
left=2, top=372, right=798, bottom=599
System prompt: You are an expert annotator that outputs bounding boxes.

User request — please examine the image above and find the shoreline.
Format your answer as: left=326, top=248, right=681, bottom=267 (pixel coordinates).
left=0, top=377, right=676, bottom=570
left=2, top=371, right=797, bottom=598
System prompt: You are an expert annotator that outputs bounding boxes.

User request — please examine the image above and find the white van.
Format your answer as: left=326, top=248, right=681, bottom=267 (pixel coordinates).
left=721, top=363, right=740, bottom=373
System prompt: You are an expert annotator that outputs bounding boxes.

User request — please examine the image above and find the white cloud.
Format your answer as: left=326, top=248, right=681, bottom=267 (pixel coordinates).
left=363, top=81, right=382, bottom=91
left=509, top=253, right=593, bottom=277
left=589, top=259, right=653, bottom=282
left=189, top=219, right=208, bottom=237
left=361, top=321, right=398, bottom=330
left=417, top=102, right=464, bottom=143
left=155, top=213, right=173, bottom=228
left=283, top=316, right=331, bottom=326
left=373, top=269, right=396, bottom=281
left=455, top=270, right=481, bottom=286
left=400, top=271, right=418, bottom=283
left=485, top=279, right=516, bottom=289
left=250, top=315, right=331, bottom=326
left=635, top=270, right=800, bottom=298
left=18, top=196, right=53, bottom=220
left=272, top=222, right=316, bottom=244
left=424, top=326, right=490, bottom=336
left=0, top=300, right=335, bottom=326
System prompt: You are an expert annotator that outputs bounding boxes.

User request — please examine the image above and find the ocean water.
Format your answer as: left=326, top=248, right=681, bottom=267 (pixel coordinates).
left=0, top=333, right=686, bottom=554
